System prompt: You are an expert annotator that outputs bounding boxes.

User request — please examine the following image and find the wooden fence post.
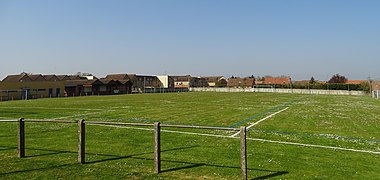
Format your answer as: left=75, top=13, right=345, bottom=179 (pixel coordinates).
left=78, top=119, right=85, bottom=164
left=18, top=118, right=25, bottom=158
left=240, top=126, right=247, bottom=180
left=154, top=122, right=161, bottom=173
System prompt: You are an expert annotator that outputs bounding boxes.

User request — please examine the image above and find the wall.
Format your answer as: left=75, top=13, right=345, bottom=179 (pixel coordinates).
left=157, top=75, right=174, bottom=89
left=175, top=81, right=190, bottom=88
left=189, top=87, right=366, bottom=96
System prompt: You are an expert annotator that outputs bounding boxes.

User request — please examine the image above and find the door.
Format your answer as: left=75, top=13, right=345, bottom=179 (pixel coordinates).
left=56, top=88, right=60, bottom=97
left=21, top=89, right=28, bottom=100
left=49, top=88, right=53, bottom=98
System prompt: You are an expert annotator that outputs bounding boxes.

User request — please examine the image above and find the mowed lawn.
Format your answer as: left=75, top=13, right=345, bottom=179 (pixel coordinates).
left=0, top=92, right=379, bottom=179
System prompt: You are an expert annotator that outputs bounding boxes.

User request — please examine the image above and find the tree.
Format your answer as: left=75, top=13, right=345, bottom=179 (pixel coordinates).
left=328, top=74, right=347, bottom=83
left=309, top=76, right=315, bottom=84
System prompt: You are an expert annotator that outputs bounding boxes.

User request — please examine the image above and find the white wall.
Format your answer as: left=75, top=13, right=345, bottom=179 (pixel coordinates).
left=190, top=87, right=366, bottom=96
left=157, top=75, right=169, bottom=88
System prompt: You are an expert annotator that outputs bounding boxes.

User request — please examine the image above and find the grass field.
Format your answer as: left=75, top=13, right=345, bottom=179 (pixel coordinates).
left=0, top=92, right=379, bottom=179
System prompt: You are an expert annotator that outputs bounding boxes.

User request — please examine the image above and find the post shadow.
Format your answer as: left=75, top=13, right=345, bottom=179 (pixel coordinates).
left=0, top=145, right=289, bottom=178
left=84, top=145, right=199, bottom=164
left=251, top=171, right=289, bottom=180
left=0, top=163, right=76, bottom=176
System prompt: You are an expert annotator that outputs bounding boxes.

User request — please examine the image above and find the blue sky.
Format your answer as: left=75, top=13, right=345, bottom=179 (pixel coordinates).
left=1, top=0, right=379, bottom=80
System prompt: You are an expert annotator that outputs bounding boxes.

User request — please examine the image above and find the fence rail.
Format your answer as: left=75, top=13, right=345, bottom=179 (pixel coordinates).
left=0, top=118, right=249, bottom=180
left=160, top=124, right=240, bottom=131
left=25, top=119, right=78, bottom=124
left=85, top=121, right=153, bottom=127
left=0, top=120, right=18, bottom=122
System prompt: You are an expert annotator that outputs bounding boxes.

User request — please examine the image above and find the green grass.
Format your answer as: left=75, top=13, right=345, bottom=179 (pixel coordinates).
left=0, top=92, right=379, bottom=179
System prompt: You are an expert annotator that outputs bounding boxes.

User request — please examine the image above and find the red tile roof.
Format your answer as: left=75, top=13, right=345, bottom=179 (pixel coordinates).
left=264, top=77, right=291, bottom=85
left=345, top=80, right=367, bottom=85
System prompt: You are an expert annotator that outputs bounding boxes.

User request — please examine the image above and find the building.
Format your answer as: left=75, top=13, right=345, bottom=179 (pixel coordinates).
left=227, top=77, right=255, bottom=88
left=191, top=77, right=209, bottom=87
left=0, top=73, right=64, bottom=100
left=372, top=80, right=380, bottom=91
left=172, top=75, right=192, bottom=88
left=64, top=79, right=95, bottom=96
left=43, top=75, right=60, bottom=81
left=294, top=80, right=310, bottom=85
left=2, top=73, right=34, bottom=82
left=202, top=76, right=227, bottom=87
left=135, top=75, right=161, bottom=89
left=157, top=75, right=175, bottom=89
left=263, top=77, right=291, bottom=85
left=172, top=75, right=208, bottom=88
left=107, top=74, right=160, bottom=93
left=56, top=75, right=71, bottom=81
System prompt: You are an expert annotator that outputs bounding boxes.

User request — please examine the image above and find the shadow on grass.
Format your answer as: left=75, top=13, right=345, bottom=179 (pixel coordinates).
left=0, top=135, right=17, bottom=138
left=0, top=145, right=199, bottom=159
left=0, top=146, right=75, bottom=158
left=251, top=171, right=289, bottom=180
left=160, top=162, right=206, bottom=173
left=0, top=147, right=17, bottom=151
left=84, top=145, right=199, bottom=164
left=0, top=163, right=76, bottom=176
left=85, top=152, right=288, bottom=178
left=0, top=145, right=288, bottom=179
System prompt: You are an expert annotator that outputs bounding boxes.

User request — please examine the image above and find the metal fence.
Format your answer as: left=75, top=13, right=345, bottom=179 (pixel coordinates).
left=0, top=119, right=249, bottom=179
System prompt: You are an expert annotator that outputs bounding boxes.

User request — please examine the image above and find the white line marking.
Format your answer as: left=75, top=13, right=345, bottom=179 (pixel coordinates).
left=230, top=107, right=289, bottom=137
left=246, top=138, right=380, bottom=154
left=89, top=124, right=380, bottom=155
left=88, top=124, right=231, bottom=138
left=53, top=109, right=116, bottom=120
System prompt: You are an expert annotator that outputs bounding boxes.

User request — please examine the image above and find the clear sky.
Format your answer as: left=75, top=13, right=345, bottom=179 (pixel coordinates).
left=1, top=0, right=379, bottom=80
